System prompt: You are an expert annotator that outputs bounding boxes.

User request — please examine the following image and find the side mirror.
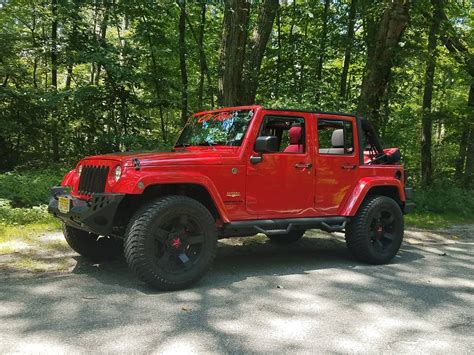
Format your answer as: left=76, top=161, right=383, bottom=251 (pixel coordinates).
left=254, top=136, right=279, bottom=153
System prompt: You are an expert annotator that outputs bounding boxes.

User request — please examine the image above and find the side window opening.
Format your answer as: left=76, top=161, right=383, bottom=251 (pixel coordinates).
left=259, top=116, right=306, bottom=153
left=318, top=119, right=354, bottom=155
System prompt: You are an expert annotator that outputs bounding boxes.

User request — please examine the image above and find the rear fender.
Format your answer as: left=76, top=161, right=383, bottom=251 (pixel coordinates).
left=340, top=177, right=405, bottom=216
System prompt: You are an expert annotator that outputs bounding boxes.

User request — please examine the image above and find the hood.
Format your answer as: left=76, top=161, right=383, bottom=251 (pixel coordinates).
left=81, top=148, right=239, bottom=167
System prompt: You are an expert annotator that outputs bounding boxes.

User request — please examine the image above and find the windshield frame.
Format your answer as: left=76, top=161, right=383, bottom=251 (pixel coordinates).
left=175, top=109, right=256, bottom=148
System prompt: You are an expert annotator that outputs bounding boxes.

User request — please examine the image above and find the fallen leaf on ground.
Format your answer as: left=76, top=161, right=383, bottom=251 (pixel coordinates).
left=82, top=296, right=97, bottom=300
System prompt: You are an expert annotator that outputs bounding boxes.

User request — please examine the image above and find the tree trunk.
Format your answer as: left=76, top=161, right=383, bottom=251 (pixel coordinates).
left=289, top=0, right=298, bottom=92
left=90, top=0, right=99, bottom=84
left=51, top=0, right=59, bottom=162
left=455, top=121, right=469, bottom=180
left=357, top=0, right=410, bottom=130
left=339, top=0, right=357, bottom=99
left=275, top=7, right=281, bottom=99
left=198, top=2, right=206, bottom=109
left=218, top=0, right=250, bottom=106
left=51, top=0, right=58, bottom=89
left=178, top=0, right=188, bottom=125
left=65, top=0, right=80, bottom=90
left=159, top=105, right=167, bottom=143
left=95, top=0, right=109, bottom=86
left=66, top=65, right=73, bottom=89
left=315, top=0, right=330, bottom=103
left=464, top=84, right=474, bottom=188
left=184, top=9, right=214, bottom=109
left=242, top=0, right=279, bottom=104
left=33, top=59, right=38, bottom=89
left=435, top=8, right=474, bottom=186
left=421, top=0, right=443, bottom=186
left=299, top=24, right=308, bottom=100
left=31, top=11, right=39, bottom=89
left=140, top=11, right=169, bottom=141
left=2, top=75, right=9, bottom=87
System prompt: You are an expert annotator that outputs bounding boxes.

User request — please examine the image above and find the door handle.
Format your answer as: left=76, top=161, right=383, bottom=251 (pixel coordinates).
left=295, top=163, right=312, bottom=169
left=341, top=164, right=356, bottom=170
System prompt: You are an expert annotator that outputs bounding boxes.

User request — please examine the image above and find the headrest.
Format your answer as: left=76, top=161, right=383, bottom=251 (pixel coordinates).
left=331, top=129, right=344, bottom=148
left=289, top=126, right=302, bottom=144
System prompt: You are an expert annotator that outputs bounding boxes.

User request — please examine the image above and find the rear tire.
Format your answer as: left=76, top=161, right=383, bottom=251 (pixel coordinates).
left=267, top=230, right=305, bottom=244
left=124, top=196, right=218, bottom=291
left=345, top=195, right=404, bottom=264
left=62, top=224, right=123, bottom=261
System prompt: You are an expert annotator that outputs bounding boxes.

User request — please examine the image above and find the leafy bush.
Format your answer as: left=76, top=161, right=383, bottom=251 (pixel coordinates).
left=0, top=168, right=66, bottom=208
left=0, top=200, right=56, bottom=225
left=414, top=186, right=474, bottom=217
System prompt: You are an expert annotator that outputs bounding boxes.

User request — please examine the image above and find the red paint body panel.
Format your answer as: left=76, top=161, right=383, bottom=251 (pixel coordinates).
left=61, top=105, right=407, bottom=223
left=313, top=114, right=360, bottom=215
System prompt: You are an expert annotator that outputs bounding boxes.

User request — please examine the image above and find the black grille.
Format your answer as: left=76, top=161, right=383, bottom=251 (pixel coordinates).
left=78, top=165, right=109, bottom=194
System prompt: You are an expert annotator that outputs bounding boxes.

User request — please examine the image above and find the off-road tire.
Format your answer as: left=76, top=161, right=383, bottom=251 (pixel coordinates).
left=345, top=195, right=404, bottom=264
left=124, top=196, right=218, bottom=291
left=267, top=230, right=305, bottom=244
left=62, top=224, right=123, bottom=261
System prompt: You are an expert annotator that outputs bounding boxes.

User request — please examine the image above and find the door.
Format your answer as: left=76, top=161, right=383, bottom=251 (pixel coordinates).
left=246, top=112, right=314, bottom=216
left=314, top=116, right=359, bottom=215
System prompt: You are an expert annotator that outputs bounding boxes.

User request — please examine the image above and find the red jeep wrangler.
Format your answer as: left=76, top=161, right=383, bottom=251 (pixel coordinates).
left=49, top=106, right=414, bottom=290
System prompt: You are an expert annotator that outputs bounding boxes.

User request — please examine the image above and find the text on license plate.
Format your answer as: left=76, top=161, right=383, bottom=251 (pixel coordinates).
left=58, top=197, right=71, bottom=214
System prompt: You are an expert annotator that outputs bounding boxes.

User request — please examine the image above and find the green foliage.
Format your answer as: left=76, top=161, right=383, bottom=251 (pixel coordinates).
left=0, top=200, right=57, bottom=225
left=405, top=212, right=472, bottom=229
left=413, top=186, right=474, bottom=217
left=0, top=169, right=66, bottom=208
left=0, top=0, right=472, bottom=193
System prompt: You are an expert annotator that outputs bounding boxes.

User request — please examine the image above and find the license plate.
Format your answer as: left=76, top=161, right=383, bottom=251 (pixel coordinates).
left=58, top=197, right=71, bottom=214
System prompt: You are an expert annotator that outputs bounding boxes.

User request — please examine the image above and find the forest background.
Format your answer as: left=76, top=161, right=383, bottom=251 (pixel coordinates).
left=0, top=0, right=473, bottom=230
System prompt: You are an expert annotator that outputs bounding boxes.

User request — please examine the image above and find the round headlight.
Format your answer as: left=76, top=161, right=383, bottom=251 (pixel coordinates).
left=77, top=165, right=82, bottom=176
left=114, top=165, right=122, bottom=182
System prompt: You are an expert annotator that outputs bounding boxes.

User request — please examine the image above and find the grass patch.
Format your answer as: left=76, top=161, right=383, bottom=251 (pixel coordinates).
left=9, top=255, right=72, bottom=273
left=46, top=239, right=71, bottom=252
left=10, top=256, right=49, bottom=272
left=405, top=212, right=473, bottom=229
left=0, top=245, right=15, bottom=254
left=0, top=221, right=60, bottom=244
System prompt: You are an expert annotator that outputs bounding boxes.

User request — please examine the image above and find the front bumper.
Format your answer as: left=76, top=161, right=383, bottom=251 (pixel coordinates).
left=48, top=186, right=125, bottom=236
left=404, top=187, right=415, bottom=214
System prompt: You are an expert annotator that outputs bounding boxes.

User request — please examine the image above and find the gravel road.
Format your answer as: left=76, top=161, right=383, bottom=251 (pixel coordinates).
left=1, top=225, right=473, bottom=354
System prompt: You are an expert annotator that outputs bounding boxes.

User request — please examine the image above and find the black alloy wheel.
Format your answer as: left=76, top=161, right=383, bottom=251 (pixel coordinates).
left=368, top=209, right=397, bottom=252
left=151, top=213, right=206, bottom=273
left=345, top=195, right=404, bottom=264
left=125, top=196, right=218, bottom=290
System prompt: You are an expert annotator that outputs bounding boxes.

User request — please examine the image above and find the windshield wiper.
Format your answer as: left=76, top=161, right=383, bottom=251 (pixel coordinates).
left=197, top=141, right=217, bottom=151
left=174, top=143, right=190, bottom=148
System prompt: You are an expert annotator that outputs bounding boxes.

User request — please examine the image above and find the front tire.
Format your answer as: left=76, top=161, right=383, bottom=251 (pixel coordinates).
left=124, top=196, right=218, bottom=291
left=62, top=224, right=123, bottom=261
left=345, top=195, right=404, bottom=264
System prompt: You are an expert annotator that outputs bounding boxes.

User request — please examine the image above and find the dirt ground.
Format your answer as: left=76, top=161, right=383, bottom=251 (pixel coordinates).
left=0, top=224, right=472, bottom=277
left=0, top=225, right=473, bottom=353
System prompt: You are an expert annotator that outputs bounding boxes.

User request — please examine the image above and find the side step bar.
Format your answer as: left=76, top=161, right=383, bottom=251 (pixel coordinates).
left=223, top=217, right=348, bottom=236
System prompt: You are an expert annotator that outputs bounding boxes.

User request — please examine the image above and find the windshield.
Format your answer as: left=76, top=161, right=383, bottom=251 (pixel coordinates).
left=175, top=109, right=254, bottom=147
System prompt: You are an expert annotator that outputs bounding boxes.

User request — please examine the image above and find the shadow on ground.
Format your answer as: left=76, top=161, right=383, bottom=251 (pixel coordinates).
left=0, top=230, right=472, bottom=353
left=69, top=234, right=424, bottom=293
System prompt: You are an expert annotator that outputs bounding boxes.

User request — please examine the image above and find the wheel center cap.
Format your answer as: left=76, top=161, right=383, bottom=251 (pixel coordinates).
left=171, top=238, right=182, bottom=249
